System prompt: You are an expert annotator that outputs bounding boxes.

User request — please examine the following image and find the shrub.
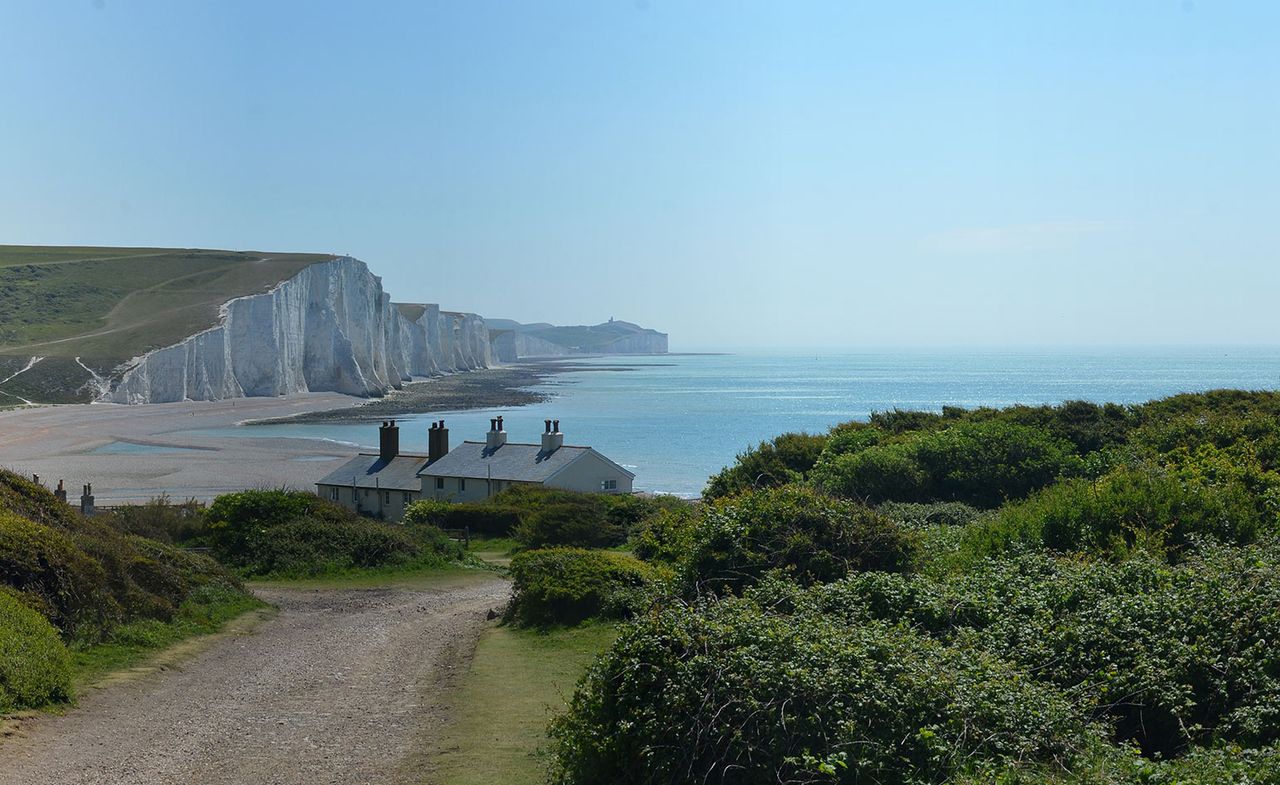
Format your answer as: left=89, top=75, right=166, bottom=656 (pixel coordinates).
left=514, top=497, right=623, bottom=549
left=703, top=432, right=827, bottom=499
left=812, top=441, right=927, bottom=501
left=969, top=466, right=1269, bottom=560
left=550, top=593, right=1096, bottom=785
left=681, top=485, right=916, bottom=594
left=204, top=489, right=347, bottom=562
left=629, top=505, right=701, bottom=564
left=97, top=495, right=206, bottom=546
left=404, top=500, right=524, bottom=538
left=0, top=509, right=118, bottom=636
left=808, top=541, right=1280, bottom=756
left=0, top=589, right=72, bottom=713
left=812, top=421, right=1081, bottom=508
left=876, top=500, right=984, bottom=529
left=507, top=547, right=665, bottom=627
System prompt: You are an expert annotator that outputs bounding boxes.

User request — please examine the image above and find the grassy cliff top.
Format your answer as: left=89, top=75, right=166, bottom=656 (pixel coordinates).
left=0, top=245, right=333, bottom=360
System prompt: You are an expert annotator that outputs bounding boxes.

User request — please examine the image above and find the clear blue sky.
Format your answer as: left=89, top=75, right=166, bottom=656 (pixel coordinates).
left=1, top=1, right=1276, bottom=349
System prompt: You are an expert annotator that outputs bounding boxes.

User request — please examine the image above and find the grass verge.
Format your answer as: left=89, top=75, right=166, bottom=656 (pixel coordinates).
left=70, top=585, right=268, bottom=689
left=426, top=622, right=616, bottom=785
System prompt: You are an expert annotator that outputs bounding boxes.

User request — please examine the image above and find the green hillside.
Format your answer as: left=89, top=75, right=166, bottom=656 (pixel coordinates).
left=0, top=245, right=332, bottom=403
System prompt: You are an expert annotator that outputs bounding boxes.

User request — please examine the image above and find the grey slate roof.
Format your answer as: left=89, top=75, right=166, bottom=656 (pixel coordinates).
left=417, top=441, right=634, bottom=482
left=316, top=453, right=430, bottom=491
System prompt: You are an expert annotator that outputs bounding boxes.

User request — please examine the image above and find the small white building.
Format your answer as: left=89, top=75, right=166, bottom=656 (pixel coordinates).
left=316, top=417, right=634, bottom=519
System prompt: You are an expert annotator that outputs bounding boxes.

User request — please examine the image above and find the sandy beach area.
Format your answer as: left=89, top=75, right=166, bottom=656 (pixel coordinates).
left=0, top=393, right=368, bottom=504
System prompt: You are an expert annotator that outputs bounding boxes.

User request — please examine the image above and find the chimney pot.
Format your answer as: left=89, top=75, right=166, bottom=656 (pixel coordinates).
left=553, top=419, right=560, bottom=432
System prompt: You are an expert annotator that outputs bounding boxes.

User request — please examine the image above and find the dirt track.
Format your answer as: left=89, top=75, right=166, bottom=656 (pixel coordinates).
left=0, top=574, right=509, bottom=785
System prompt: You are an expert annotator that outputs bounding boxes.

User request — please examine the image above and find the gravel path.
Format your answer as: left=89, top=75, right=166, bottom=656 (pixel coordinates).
left=0, top=575, right=510, bottom=785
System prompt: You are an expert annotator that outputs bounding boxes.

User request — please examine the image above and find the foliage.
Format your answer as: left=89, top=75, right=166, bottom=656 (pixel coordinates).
left=507, top=548, right=667, bottom=628
left=406, top=488, right=688, bottom=547
left=806, top=540, right=1280, bottom=756
left=404, top=499, right=524, bottom=538
left=206, top=489, right=461, bottom=578
left=876, top=500, right=984, bottom=529
left=0, top=588, right=72, bottom=713
left=0, top=469, right=253, bottom=712
left=703, top=432, right=827, bottom=499
left=965, top=465, right=1272, bottom=561
left=680, top=485, right=916, bottom=594
left=96, top=495, right=206, bottom=546
left=813, top=421, right=1081, bottom=508
left=551, top=590, right=1097, bottom=785
left=628, top=505, right=701, bottom=564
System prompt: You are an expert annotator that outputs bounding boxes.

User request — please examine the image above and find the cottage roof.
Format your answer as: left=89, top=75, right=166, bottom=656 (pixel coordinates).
left=416, top=441, right=635, bottom=483
left=316, top=453, right=430, bottom=492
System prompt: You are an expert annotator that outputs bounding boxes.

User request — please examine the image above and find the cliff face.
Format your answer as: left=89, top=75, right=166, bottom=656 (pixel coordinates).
left=489, top=319, right=668, bottom=360
left=106, top=257, right=491, bottom=404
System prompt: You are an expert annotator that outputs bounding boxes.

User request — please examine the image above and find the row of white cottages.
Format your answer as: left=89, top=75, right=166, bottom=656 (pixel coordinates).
left=316, top=417, right=635, bottom=521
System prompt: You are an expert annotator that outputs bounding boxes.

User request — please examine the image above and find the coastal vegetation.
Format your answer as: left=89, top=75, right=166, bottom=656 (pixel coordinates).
left=491, top=389, right=1280, bottom=784
left=0, top=469, right=258, bottom=713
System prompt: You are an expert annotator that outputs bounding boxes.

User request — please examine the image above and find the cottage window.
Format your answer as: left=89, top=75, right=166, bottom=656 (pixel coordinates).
left=601, top=479, right=617, bottom=490
left=403, top=492, right=411, bottom=504
left=352, top=488, right=357, bottom=502
left=435, top=477, right=444, bottom=490
left=329, top=487, right=339, bottom=501
left=384, top=491, right=390, bottom=504
left=459, top=478, right=467, bottom=492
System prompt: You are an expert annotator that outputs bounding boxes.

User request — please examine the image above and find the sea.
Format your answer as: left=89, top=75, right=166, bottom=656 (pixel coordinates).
left=208, top=348, right=1280, bottom=498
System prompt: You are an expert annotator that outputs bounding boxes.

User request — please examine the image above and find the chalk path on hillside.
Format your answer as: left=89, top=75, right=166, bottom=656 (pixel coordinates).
left=0, top=575, right=509, bottom=785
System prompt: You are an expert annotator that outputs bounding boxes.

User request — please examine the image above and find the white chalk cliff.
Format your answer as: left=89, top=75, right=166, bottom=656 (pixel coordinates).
left=106, top=257, right=491, bottom=404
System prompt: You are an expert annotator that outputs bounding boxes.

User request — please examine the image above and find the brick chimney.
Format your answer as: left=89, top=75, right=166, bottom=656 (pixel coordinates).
left=54, top=479, right=67, bottom=504
left=80, top=484, right=95, bottom=517
left=541, top=419, right=564, bottom=453
left=486, top=416, right=508, bottom=451
left=428, top=420, right=450, bottom=464
left=379, top=420, right=400, bottom=462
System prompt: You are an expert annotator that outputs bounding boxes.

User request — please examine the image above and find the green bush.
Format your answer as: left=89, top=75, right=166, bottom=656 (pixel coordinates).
left=551, top=592, right=1096, bottom=785
left=704, top=432, right=827, bottom=499
left=967, top=466, right=1270, bottom=560
left=681, top=485, right=916, bottom=594
left=812, top=441, right=928, bottom=501
left=507, top=548, right=665, bottom=627
left=629, top=505, right=701, bottom=564
left=0, top=589, right=72, bottom=713
left=204, top=489, right=346, bottom=562
left=404, top=500, right=524, bottom=537
left=0, top=509, right=118, bottom=636
left=514, top=498, right=623, bottom=549
left=807, top=541, right=1280, bottom=756
left=202, top=488, right=462, bottom=578
left=876, top=500, right=984, bottom=529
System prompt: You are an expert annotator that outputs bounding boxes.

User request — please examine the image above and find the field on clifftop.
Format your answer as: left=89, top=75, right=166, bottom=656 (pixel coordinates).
left=0, top=245, right=331, bottom=403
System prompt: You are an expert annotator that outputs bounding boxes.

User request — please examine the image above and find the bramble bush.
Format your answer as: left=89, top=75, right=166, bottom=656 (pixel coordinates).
left=703, top=432, right=827, bottom=499
left=506, top=547, right=667, bottom=627
left=963, top=465, right=1272, bottom=561
left=550, top=590, right=1098, bottom=785
left=804, top=540, right=1280, bottom=756
left=679, top=485, right=916, bottom=595
left=812, top=421, right=1081, bottom=508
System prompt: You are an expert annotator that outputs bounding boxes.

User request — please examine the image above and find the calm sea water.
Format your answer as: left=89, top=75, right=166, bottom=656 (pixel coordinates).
left=206, top=349, right=1280, bottom=497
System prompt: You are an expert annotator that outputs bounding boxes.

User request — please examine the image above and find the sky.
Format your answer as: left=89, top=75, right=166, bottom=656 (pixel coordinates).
left=1, top=1, right=1277, bottom=350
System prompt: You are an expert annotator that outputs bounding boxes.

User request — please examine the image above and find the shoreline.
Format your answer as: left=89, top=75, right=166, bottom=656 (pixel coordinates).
left=246, top=359, right=652, bottom=425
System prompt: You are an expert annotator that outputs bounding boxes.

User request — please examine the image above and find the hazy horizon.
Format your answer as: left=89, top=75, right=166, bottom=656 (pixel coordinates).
left=2, top=1, right=1277, bottom=349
